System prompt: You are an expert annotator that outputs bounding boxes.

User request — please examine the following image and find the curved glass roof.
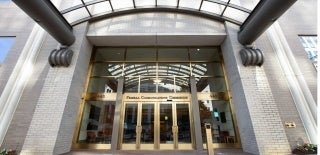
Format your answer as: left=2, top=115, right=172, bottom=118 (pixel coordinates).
left=52, top=0, right=260, bottom=26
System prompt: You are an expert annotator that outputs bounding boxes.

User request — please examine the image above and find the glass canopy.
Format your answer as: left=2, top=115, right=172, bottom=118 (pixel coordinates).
left=51, top=0, right=260, bottom=26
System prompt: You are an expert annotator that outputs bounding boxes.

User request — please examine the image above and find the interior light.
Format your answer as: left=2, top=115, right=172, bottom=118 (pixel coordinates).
left=153, top=79, right=161, bottom=83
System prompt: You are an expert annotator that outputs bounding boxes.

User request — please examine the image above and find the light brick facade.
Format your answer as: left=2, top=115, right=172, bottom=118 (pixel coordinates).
left=0, top=0, right=316, bottom=155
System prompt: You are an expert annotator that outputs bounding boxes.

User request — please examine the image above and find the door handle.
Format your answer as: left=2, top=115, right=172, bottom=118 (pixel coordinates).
left=136, top=126, right=141, bottom=133
left=172, top=126, right=178, bottom=133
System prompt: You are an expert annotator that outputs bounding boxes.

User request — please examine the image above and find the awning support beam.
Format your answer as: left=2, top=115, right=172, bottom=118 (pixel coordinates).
left=238, top=0, right=297, bottom=45
left=12, top=0, right=75, bottom=46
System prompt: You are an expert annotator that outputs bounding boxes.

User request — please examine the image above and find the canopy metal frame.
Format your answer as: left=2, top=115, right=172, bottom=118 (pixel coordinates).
left=56, top=0, right=254, bottom=26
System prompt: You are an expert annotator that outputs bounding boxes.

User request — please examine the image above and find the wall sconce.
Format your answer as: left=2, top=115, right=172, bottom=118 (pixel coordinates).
left=239, top=47, right=264, bottom=66
left=48, top=47, right=73, bottom=67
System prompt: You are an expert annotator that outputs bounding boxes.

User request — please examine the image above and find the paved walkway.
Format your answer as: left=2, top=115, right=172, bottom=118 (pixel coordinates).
left=61, top=149, right=254, bottom=155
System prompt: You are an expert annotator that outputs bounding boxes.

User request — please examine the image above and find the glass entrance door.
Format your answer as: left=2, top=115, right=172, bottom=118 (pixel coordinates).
left=159, top=102, right=192, bottom=149
left=121, top=102, right=192, bottom=150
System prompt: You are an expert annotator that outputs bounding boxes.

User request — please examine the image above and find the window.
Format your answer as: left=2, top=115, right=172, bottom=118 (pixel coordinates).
left=0, top=37, right=15, bottom=66
left=299, top=36, right=318, bottom=70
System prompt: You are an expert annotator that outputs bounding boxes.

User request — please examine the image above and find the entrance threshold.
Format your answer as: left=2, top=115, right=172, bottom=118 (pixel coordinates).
left=62, top=149, right=253, bottom=155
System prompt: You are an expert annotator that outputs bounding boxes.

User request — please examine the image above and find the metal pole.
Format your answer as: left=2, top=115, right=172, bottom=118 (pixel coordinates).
left=205, top=123, right=214, bottom=155
left=12, top=0, right=75, bottom=46
left=238, top=0, right=297, bottom=45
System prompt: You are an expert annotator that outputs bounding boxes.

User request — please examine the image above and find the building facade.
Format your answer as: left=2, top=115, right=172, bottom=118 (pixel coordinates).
left=0, top=0, right=317, bottom=155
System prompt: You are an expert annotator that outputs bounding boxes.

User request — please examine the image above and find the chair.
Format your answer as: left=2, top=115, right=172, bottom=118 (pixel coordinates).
left=219, top=131, right=229, bottom=143
left=87, top=131, right=96, bottom=143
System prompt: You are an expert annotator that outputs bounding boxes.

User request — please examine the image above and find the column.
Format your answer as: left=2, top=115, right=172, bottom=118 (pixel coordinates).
left=190, top=76, right=203, bottom=150
left=221, top=22, right=291, bottom=155
left=111, top=76, right=124, bottom=150
left=20, top=22, right=92, bottom=155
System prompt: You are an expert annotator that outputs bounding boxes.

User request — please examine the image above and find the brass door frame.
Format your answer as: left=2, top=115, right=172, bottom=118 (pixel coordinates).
left=120, top=101, right=193, bottom=150
left=158, top=102, right=193, bottom=150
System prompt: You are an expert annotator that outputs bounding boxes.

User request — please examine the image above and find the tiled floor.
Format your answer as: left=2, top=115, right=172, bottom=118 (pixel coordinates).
left=61, top=149, right=254, bottom=155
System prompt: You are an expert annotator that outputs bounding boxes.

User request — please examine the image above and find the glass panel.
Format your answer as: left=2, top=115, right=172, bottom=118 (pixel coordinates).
left=111, top=0, right=134, bottom=10
left=59, top=1, right=82, bottom=11
left=196, top=77, right=226, bottom=92
left=124, top=63, right=156, bottom=76
left=141, top=104, right=154, bottom=144
left=191, top=64, right=207, bottom=76
left=87, top=77, right=118, bottom=93
left=135, top=0, right=155, bottom=7
left=158, top=48, right=189, bottom=62
left=175, top=77, right=190, bottom=92
left=92, top=63, right=123, bottom=76
left=87, top=2, right=113, bottom=16
left=158, top=63, right=190, bottom=76
left=158, top=0, right=177, bottom=7
left=126, top=48, right=157, bottom=61
left=157, top=77, right=175, bottom=93
left=200, top=1, right=223, bottom=15
left=179, top=0, right=202, bottom=9
left=140, top=77, right=157, bottom=92
left=124, top=77, right=139, bottom=92
left=77, top=101, right=115, bottom=144
left=223, top=7, right=250, bottom=23
left=160, top=104, right=173, bottom=144
left=0, top=37, right=15, bottom=64
left=176, top=104, right=191, bottom=143
left=94, top=48, right=125, bottom=61
left=123, top=104, right=138, bottom=143
left=189, top=48, right=221, bottom=61
left=63, top=8, right=90, bottom=24
left=299, top=36, right=318, bottom=70
left=230, top=0, right=256, bottom=10
left=192, top=63, right=223, bottom=76
left=199, top=100, right=236, bottom=143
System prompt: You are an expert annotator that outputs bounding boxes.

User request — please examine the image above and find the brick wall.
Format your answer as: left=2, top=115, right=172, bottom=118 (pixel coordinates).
left=20, top=22, right=92, bottom=155
left=221, top=22, right=291, bottom=155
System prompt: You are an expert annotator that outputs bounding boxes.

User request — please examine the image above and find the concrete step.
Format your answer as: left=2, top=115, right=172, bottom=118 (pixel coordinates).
left=61, top=149, right=254, bottom=155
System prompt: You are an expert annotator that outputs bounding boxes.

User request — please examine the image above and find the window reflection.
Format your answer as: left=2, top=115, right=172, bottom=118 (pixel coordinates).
left=158, top=63, right=190, bottom=76
left=192, top=63, right=223, bottom=76
left=124, top=77, right=139, bottom=92
left=175, top=77, right=190, bottom=92
left=82, top=47, right=236, bottom=146
left=124, top=63, right=156, bottom=76
left=92, top=63, right=123, bottom=76
left=199, top=100, right=236, bottom=143
left=196, top=77, right=226, bottom=92
left=126, top=48, right=157, bottom=61
left=140, top=77, right=157, bottom=93
left=299, top=36, right=318, bottom=70
left=90, top=47, right=227, bottom=93
left=78, top=101, right=116, bottom=144
left=87, top=77, right=118, bottom=93
left=94, top=48, right=125, bottom=61
left=122, top=104, right=138, bottom=143
left=157, top=77, right=175, bottom=93
left=0, top=37, right=15, bottom=65
left=189, top=48, right=221, bottom=62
